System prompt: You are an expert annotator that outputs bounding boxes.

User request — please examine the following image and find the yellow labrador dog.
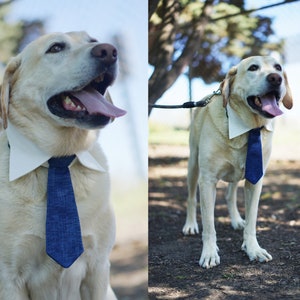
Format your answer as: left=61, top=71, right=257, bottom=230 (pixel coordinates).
left=0, top=32, right=126, bottom=299
left=183, top=56, right=293, bottom=269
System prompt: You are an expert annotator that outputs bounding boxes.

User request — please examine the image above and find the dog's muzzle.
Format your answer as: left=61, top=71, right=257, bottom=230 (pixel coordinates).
left=47, top=43, right=126, bottom=128
left=247, top=73, right=284, bottom=119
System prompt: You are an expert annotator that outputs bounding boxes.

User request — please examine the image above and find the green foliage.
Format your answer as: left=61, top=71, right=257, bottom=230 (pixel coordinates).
left=176, top=1, right=282, bottom=83
left=0, top=3, right=23, bottom=63
left=149, top=0, right=284, bottom=109
left=0, top=1, right=45, bottom=65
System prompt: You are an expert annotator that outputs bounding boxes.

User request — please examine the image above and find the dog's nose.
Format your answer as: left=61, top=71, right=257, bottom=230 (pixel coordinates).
left=267, top=73, right=282, bottom=87
left=91, top=43, right=117, bottom=65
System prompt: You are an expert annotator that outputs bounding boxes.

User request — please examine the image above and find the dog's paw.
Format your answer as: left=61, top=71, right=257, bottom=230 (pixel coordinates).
left=182, top=220, right=199, bottom=235
left=242, top=240, right=272, bottom=262
left=199, top=245, right=220, bottom=269
left=231, top=217, right=245, bottom=230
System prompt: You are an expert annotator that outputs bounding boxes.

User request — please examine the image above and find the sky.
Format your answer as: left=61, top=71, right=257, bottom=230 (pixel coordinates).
left=246, top=0, right=300, bottom=37
left=8, top=0, right=148, bottom=183
left=150, top=0, right=300, bottom=126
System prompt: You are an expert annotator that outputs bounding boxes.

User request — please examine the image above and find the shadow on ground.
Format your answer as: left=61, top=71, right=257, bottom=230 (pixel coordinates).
left=149, top=145, right=300, bottom=300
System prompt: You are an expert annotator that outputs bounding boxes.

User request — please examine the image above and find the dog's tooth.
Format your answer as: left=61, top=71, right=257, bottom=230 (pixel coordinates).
left=76, top=105, right=82, bottom=111
left=64, top=96, right=76, bottom=107
left=64, top=96, right=86, bottom=111
left=64, top=96, right=72, bottom=104
left=255, top=98, right=262, bottom=107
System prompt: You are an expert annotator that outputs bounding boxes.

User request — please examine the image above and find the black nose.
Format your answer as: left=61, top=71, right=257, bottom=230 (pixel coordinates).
left=91, top=43, right=117, bottom=65
left=267, top=73, right=282, bottom=87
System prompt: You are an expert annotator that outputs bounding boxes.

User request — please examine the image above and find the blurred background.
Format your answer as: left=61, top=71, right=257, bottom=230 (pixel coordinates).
left=0, top=0, right=147, bottom=299
left=149, top=0, right=300, bottom=161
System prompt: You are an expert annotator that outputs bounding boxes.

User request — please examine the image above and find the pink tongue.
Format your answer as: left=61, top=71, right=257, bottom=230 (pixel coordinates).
left=261, top=94, right=283, bottom=117
left=70, top=87, right=126, bottom=118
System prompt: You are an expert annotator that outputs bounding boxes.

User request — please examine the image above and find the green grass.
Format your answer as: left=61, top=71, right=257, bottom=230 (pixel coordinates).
left=149, top=121, right=189, bottom=146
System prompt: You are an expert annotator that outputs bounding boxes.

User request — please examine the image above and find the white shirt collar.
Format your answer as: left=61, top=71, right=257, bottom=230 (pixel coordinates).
left=6, top=121, right=106, bottom=181
left=227, top=104, right=274, bottom=139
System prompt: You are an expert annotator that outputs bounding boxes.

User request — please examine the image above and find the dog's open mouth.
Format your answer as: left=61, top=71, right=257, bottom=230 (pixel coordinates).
left=247, top=91, right=283, bottom=118
left=47, top=73, right=126, bottom=126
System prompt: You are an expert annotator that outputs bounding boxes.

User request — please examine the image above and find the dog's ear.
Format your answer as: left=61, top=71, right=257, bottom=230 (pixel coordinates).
left=221, top=66, right=237, bottom=107
left=0, top=56, right=21, bottom=129
left=282, top=71, right=293, bottom=110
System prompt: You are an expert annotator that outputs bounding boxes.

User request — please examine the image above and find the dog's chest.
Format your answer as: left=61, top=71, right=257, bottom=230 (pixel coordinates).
left=215, top=129, right=272, bottom=182
left=0, top=160, right=113, bottom=293
left=219, top=146, right=247, bottom=182
left=10, top=164, right=108, bottom=231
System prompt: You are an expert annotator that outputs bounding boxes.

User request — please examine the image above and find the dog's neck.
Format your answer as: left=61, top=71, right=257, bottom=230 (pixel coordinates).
left=228, top=96, right=272, bottom=129
left=8, top=118, right=99, bottom=157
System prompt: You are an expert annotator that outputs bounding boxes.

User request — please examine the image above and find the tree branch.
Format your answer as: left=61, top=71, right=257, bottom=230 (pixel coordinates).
left=149, top=0, right=160, bottom=20
left=149, top=0, right=214, bottom=114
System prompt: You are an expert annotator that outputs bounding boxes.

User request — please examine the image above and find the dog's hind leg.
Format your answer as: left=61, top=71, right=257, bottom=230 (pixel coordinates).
left=183, top=146, right=199, bottom=235
left=226, top=182, right=245, bottom=230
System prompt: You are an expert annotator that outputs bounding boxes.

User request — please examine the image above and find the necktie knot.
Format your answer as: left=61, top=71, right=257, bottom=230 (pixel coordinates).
left=48, top=155, right=76, bottom=168
left=249, top=127, right=261, bottom=136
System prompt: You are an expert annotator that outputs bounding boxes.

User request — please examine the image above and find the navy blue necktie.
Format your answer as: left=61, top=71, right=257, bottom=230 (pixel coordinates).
left=245, top=127, right=263, bottom=184
left=46, top=155, right=84, bottom=268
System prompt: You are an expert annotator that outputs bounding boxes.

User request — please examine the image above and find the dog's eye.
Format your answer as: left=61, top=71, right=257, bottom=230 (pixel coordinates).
left=46, top=43, right=66, bottom=54
left=274, top=64, right=282, bottom=71
left=248, top=64, right=259, bottom=71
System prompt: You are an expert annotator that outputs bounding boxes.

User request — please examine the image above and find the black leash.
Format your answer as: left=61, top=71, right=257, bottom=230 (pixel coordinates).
left=150, top=89, right=221, bottom=109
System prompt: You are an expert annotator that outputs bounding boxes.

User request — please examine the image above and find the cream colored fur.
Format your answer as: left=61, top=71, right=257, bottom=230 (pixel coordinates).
left=0, top=32, right=118, bottom=299
left=182, top=56, right=293, bottom=269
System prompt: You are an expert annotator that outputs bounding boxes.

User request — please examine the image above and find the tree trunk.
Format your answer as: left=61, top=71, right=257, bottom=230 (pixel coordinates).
left=148, top=0, right=214, bottom=115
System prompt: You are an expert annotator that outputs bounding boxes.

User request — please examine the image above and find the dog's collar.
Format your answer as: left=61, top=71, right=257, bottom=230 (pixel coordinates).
left=6, top=121, right=106, bottom=181
left=226, top=104, right=274, bottom=139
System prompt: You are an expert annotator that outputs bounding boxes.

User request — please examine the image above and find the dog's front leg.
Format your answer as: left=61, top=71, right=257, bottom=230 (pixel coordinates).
left=199, top=180, right=220, bottom=269
left=80, top=260, right=113, bottom=300
left=242, top=180, right=272, bottom=262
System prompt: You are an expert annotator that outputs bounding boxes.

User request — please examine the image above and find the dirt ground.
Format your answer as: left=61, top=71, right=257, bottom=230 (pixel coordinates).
left=111, top=239, right=148, bottom=299
left=109, top=182, right=148, bottom=300
left=149, top=144, right=300, bottom=299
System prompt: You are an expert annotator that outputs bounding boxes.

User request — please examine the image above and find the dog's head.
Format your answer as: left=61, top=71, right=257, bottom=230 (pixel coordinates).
left=0, top=31, right=125, bottom=130
left=221, top=56, right=293, bottom=118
